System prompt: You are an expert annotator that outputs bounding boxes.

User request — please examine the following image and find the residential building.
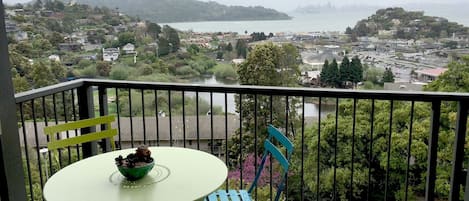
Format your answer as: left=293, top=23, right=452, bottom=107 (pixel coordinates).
left=415, top=68, right=448, bottom=82
left=103, top=47, right=120, bottom=61
left=58, top=43, right=82, bottom=51
left=122, top=43, right=136, bottom=54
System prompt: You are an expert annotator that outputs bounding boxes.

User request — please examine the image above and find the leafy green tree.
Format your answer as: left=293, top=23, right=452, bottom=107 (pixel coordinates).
left=157, top=37, right=170, bottom=56
left=231, top=43, right=301, bottom=167
left=31, top=61, right=57, bottom=88
left=383, top=67, right=395, bottom=83
left=96, top=61, right=112, bottom=77
left=49, top=61, right=66, bottom=81
left=425, top=55, right=469, bottom=92
left=146, top=22, right=161, bottom=39
left=11, top=69, right=30, bottom=93
left=118, top=32, right=136, bottom=47
left=187, top=44, right=200, bottom=55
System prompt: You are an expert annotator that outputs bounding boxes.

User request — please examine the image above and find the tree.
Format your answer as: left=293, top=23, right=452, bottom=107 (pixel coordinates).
left=339, top=56, right=351, bottom=86
left=225, top=43, right=233, bottom=52
left=162, top=25, right=180, bottom=52
left=31, top=61, right=56, bottom=88
left=147, top=22, right=161, bottom=39
left=231, top=43, right=301, bottom=167
left=345, top=26, right=353, bottom=34
left=157, top=37, right=170, bottom=56
left=118, top=32, right=136, bottom=47
left=235, top=39, right=248, bottom=59
left=216, top=51, right=224, bottom=60
left=382, top=67, right=395, bottom=83
left=320, top=59, right=330, bottom=86
left=49, top=61, right=66, bottom=81
left=425, top=55, right=469, bottom=92
left=350, top=56, right=363, bottom=85
left=96, top=61, right=112, bottom=77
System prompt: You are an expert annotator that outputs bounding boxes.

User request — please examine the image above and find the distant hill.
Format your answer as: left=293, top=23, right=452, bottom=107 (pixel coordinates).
left=350, top=7, right=469, bottom=39
left=74, top=0, right=291, bottom=23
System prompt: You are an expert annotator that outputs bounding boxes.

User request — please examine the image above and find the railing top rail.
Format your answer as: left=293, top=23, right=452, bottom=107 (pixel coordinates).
left=81, top=79, right=469, bottom=102
left=14, top=78, right=469, bottom=103
left=14, top=79, right=85, bottom=103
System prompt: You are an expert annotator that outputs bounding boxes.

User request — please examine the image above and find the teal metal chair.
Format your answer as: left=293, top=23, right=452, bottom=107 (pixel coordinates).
left=206, top=125, right=294, bottom=201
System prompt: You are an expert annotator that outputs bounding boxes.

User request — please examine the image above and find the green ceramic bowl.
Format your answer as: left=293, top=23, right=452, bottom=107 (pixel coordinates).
left=117, top=162, right=155, bottom=181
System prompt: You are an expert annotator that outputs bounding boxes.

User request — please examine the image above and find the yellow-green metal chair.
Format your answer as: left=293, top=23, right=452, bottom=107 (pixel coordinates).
left=43, top=115, right=118, bottom=163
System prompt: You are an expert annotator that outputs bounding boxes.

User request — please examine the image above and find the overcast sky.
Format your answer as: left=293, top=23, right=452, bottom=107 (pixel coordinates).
left=3, top=0, right=468, bottom=12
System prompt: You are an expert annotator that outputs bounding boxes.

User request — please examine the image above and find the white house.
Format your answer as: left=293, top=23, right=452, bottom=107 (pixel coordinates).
left=48, top=55, right=60, bottom=62
left=102, top=48, right=120, bottom=62
left=122, top=43, right=136, bottom=54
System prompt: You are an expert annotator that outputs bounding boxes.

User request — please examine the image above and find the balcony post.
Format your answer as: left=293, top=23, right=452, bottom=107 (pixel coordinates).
left=450, top=101, right=468, bottom=201
left=0, top=1, right=28, bottom=200
left=77, top=85, right=97, bottom=158
left=425, top=100, right=440, bottom=201
left=98, top=86, right=111, bottom=152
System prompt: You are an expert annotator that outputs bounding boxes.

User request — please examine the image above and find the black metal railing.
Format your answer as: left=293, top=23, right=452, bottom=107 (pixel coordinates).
left=14, top=79, right=469, bottom=201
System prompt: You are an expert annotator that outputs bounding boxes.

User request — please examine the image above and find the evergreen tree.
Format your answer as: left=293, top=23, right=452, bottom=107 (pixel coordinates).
left=330, top=58, right=340, bottom=87
left=320, top=59, right=330, bottom=86
left=235, top=39, right=248, bottom=58
left=96, top=61, right=112, bottom=77
left=339, top=56, right=351, bottom=86
left=225, top=43, right=233, bottom=52
left=350, top=56, right=364, bottom=84
left=162, top=25, right=180, bottom=52
left=382, top=67, right=395, bottom=83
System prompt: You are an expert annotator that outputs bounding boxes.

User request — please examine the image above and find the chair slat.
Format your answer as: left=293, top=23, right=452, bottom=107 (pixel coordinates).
left=268, top=125, right=293, bottom=154
left=218, top=190, right=230, bottom=201
left=264, top=140, right=290, bottom=171
left=47, top=129, right=117, bottom=151
left=44, top=115, right=115, bottom=135
left=228, top=190, right=240, bottom=201
left=207, top=191, right=219, bottom=201
left=238, top=190, right=251, bottom=201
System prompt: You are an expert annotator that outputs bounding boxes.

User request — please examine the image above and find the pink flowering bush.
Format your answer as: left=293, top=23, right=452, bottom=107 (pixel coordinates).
left=228, top=153, right=282, bottom=188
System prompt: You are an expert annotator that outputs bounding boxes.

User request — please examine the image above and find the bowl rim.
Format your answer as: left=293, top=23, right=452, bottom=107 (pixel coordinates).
left=117, top=161, right=155, bottom=169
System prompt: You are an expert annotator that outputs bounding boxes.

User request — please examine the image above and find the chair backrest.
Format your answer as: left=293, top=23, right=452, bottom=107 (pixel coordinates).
left=248, top=124, right=294, bottom=201
left=43, top=115, right=117, bottom=151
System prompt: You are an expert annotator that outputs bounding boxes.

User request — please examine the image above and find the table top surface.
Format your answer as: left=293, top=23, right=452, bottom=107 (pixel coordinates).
left=43, top=147, right=228, bottom=201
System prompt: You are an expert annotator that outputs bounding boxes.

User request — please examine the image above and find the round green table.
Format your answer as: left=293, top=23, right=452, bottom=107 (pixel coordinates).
left=43, top=147, right=228, bottom=201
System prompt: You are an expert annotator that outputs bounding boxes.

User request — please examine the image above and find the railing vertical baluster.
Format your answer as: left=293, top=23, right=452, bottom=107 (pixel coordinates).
left=285, top=95, right=289, bottom=201
left=450, top=101, right=468, bottom=201
left=98, top=87, right=110, bottom=152
left=333, top=98, right=338, bottom=201
left=196, top=92, right=200, bottom=150
left=52, top=94, right=62, bottom=167
left=115, top=88, right=122, bottom=149
left=367, top=99, right=375, bottom=201
left=168, top=90, right=173, bottom=146
left=19, top=103, right=34, bottom=200
left=225, top=93, right=229, bottom=190
left=239, top=93, right=243, bottom=189
left=61, top=91, right=71, bottom=163
left=154, top=90, right=160, bottom=146
left=41, top=97, right=52, bottom=174
left=141, top=89, right=146, bottom=145
left=254, top=94, right=258, bottom=200
left=405, top=101, right=415, bottom=201
left=182, top=91, right=186, bottom=148
left=210, top=92, right=213, bottom=154
left=128, top=88, right=134, bottom=148
left=269, top=95, right=273, bottom=201
left=384, top=100, right=394, bottom=201
left=317, top=97, right=322, bottom=201
left=301, top=96, right=305, bottom=201
left=31, top=99, right=44, bottom=189
left=425, top=100, right=440, bottom=201
left=350, top=98, right=357, bottom=201
left=71, top=90, right=80, bottom=159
